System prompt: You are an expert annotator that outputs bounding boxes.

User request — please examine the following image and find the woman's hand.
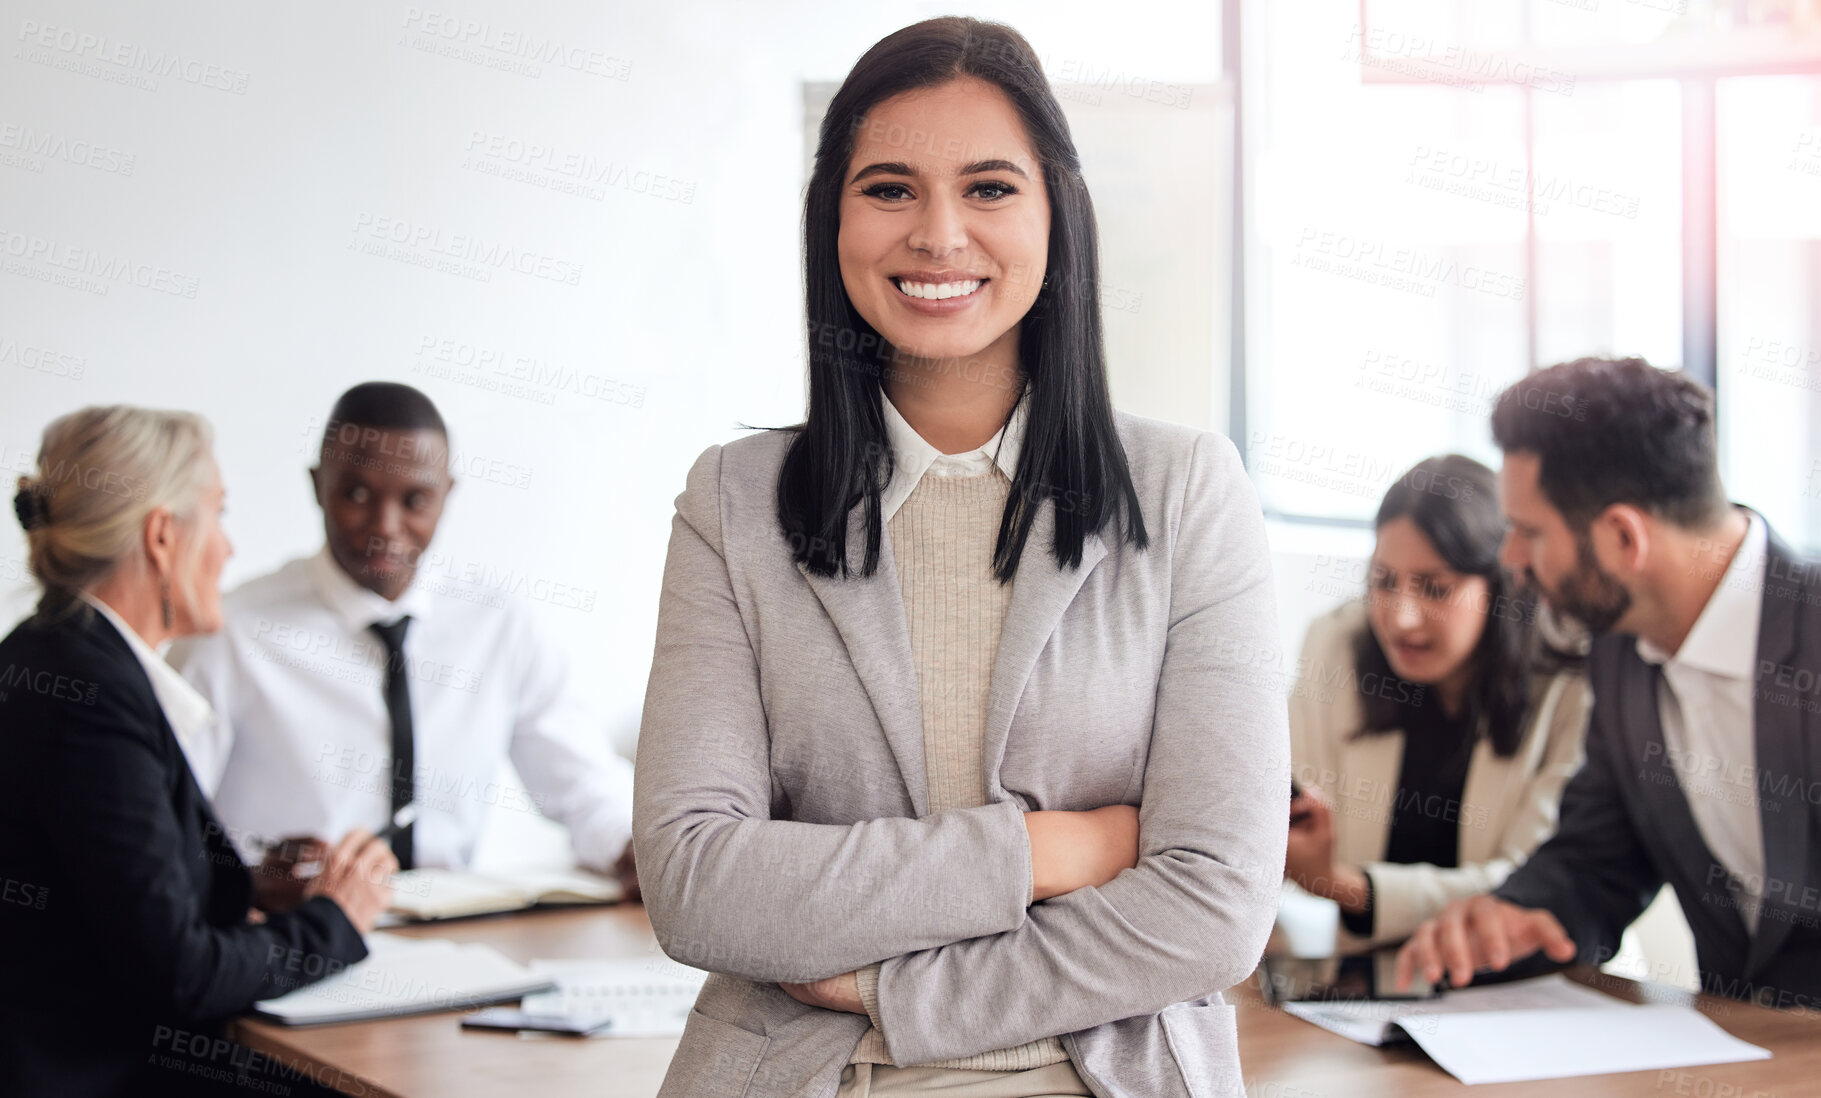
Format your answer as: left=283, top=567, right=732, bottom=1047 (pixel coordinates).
left=1023, top=804, right=1141, bottom=902
left=250, top=836, right=329, bottom=914
left=305, top=828, right=398, bottom=934
left=778, top=970, right=866, bottom=1014
left=1285, top=788, right=1369, bottom=913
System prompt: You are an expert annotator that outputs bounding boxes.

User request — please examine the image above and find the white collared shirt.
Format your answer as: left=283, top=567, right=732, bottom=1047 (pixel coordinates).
left=879, top=390, right=1028, bottom=523
left=1635, top=511, right=1768, bottom=933
left=167, top=546, right=634, bottom=872
left=78, top=591, right=217, bottom=769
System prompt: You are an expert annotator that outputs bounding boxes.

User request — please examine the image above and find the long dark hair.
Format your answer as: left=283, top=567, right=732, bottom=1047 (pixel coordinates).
left=1353, top=455, right=1556, bottom=758
left=778, top=16, right=1147, bottom=582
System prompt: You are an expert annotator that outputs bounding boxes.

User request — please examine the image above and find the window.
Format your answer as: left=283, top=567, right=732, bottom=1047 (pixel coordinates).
left=1240, top=0, right=1821, bottom=555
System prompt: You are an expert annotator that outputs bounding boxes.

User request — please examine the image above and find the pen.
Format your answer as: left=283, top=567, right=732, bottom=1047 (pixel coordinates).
left=374, top=802, right=419, bottom=846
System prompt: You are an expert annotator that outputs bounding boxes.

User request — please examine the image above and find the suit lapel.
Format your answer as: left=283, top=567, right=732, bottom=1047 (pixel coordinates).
left=799, top=504, right=931, bottom=817
left=981, top=499, right=1108, bottom=798
left=1746, top=530, right=1810, bottom=976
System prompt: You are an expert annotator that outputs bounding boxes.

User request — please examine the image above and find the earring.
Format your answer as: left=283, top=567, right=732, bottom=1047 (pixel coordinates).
left=160, top=578, right=173, bottom=630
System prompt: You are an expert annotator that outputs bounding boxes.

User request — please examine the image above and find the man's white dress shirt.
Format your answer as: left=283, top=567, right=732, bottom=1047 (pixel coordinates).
left=169, top=547, right=634, bottom=871
left=1635, top=511, right=1768, bottom=933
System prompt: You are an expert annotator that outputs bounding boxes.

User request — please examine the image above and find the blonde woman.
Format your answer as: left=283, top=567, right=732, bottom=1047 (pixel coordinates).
left=0, top=406, right=394, bottom=1098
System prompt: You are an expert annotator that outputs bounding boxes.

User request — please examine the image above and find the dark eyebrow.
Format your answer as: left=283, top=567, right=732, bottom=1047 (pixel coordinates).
left=960, top=158, right=1029, bottom=179
left=850, top=161, right=913, bottom=184
left=848, top=158, right=1033, bottom=185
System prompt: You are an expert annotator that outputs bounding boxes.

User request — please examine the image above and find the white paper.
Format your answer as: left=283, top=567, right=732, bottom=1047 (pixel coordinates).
left=1280, top=974, right=1772, bottom=1085
left=522, top=956, right=709, bottom=1038
left=254, top=933, right=554, bottom=1024
left=1284, top=973, right=1624, bottom=1046
left=1409, top=1005, right=1771, bottom=1085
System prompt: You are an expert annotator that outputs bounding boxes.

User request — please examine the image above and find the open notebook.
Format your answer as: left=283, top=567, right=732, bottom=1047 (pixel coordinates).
left=386, top=868, right=624, bottom=921
left=252, top=933, right=555, bottom=1025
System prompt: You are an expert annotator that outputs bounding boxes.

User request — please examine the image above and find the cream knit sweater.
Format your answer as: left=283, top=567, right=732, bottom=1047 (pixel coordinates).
left=846, top=470, right=1071, bottom=1071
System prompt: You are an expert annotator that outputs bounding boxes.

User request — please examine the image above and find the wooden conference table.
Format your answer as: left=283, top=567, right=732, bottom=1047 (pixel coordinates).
left=231, top=905, right=1820, bottom=1098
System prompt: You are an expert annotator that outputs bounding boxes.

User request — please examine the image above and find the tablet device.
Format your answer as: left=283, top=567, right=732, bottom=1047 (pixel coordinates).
left=1258, top=950, right=1437, bottom=1004
left=460, top=1006, right=614, bottom=1036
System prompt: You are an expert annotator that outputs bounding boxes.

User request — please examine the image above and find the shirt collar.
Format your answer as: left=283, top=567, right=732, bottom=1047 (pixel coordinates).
left=1636, top=510, right=1766, bottom=679
left=78, top=590, right=216, bottom=747
left=879, top=390, right=1028, bottom=524
left=307, top=544, right=434, bottom=633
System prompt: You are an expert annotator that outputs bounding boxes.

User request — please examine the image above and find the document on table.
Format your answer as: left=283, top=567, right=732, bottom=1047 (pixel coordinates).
left=252, top=933, right=557, bottom=1025
left=1282, top=974, right=1771, bottom=1085
left=520, top=956, right=709, bottom=1038
left=1283, top=973, right=1620, bottom=1045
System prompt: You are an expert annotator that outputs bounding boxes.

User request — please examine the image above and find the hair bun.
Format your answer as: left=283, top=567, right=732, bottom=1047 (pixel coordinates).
left=13, top=480, right=50, bottom=531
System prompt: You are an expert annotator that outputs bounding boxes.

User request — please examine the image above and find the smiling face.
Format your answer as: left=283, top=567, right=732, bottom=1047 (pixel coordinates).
left=837, top=76, right=1051, bottom=366
left=1366, top=515, right=1491, bottom=692
left=312, top=425, right=453, bottom=600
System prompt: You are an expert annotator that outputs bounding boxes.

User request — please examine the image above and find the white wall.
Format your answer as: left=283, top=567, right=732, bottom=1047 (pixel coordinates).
left=2, top=1, right=1230, bottom=863
left=1, top=0, right=1226, bottom=743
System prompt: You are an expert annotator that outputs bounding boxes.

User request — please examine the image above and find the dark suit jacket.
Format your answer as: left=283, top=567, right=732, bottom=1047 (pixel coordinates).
left=1496, top=520, right=1820, bottom=1008
left=0, top=602, right=367, bottom=1098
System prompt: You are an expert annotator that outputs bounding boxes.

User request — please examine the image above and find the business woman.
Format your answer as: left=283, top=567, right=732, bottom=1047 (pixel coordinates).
left=633, top=17, right=1287, bottom=1098
left=0, top=406, right=395, bottom=1098
left=1284, top=455, right=1591, bottom=952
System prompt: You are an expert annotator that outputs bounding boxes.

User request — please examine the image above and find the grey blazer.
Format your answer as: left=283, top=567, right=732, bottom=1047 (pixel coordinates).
left=633, top=411, right=1290, bottom=1098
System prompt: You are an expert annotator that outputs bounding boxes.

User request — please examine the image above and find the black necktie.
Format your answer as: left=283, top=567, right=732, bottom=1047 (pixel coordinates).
left=368, top=616, right=415, bottom=870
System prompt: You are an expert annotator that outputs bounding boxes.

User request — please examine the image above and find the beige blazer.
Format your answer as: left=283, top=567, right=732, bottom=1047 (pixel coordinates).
left=1288, top=600, right=1591, bottom=951
left=634, top=413, right=1289, bottom=1098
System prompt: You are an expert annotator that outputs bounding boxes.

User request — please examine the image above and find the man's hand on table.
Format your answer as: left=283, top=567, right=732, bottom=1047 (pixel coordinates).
left=1395, top=894, right=1579, bottom=991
